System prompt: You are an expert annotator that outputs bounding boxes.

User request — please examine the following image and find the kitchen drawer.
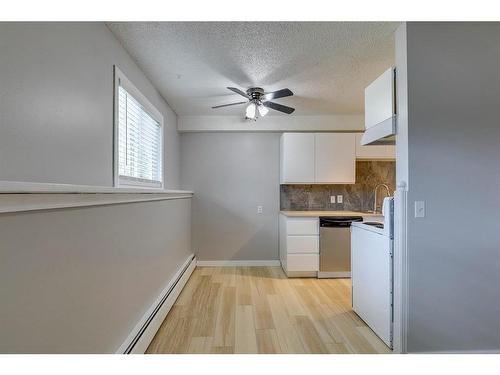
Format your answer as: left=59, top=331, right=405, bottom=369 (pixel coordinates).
left=286, top=218, right=319, bottom=235
left=286, top=235, right=319, bottom=254
left=286, top=254, right=319, bottom=272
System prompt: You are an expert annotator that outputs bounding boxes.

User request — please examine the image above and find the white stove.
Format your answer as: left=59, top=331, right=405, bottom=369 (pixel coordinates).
left=350, top=197, right=394, bottom=348
left=351, top=197, right=394, bottom=238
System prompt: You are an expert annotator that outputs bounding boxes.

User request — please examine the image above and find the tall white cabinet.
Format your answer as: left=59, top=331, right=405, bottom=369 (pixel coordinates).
left=280, top=133, right=356, bottom=184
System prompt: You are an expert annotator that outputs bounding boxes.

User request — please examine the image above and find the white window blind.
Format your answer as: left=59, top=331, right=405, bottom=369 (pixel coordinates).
left=117, top=85, right=163, bottom=187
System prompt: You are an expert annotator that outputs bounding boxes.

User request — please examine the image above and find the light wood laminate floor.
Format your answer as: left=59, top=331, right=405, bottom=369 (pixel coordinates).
left=146, top=266, right=391, bottom=354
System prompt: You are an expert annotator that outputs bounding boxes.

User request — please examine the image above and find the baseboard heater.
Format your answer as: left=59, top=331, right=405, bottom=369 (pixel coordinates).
left=118, top=254, right=196, bottom=354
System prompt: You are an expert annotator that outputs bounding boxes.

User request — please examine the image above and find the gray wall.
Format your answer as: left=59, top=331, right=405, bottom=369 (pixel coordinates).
left=403, top=22, right=500, bottom=352
left=0, top=22, right=191, bottom=353
left=0, top=198, right=192, bottom=353
left=0, top=22, right=180, bottom=188
left=180, top=133, right=280, bottom=261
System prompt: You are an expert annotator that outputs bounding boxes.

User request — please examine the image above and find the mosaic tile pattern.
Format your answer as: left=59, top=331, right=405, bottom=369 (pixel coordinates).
left=280, top=161, right=396, bottom=212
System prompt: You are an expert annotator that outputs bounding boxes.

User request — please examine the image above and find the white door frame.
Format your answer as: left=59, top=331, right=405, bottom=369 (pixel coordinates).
left=392, top=181, right=408, bottom=353
left=392, top=23, right=409, bottom=354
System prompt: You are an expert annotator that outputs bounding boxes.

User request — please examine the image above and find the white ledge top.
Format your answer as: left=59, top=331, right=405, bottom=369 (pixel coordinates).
left=0, top=180, right=193, bottom=195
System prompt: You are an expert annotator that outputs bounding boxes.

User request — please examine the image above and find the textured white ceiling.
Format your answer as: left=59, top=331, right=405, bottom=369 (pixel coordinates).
left=107, top=22, right=399, bottom=116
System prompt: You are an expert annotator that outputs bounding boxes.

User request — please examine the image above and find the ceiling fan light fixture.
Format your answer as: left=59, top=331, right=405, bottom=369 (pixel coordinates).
left=258, top=104, right=269, bottom=117
left=213, top=87, right=294, bottom=118
left=246, top=102, right=257, bottom=119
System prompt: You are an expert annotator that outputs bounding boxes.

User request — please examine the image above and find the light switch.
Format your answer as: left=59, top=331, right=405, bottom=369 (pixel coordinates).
left=330, top=196, right=336, bottom=204
left=337, top=195, right=343, bottom=204
left=414, top=201, right=425, bottom=218
left=257, top=205, right=263, bottom=214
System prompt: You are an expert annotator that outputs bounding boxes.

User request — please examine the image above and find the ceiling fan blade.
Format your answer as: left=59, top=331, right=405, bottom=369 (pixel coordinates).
left=263, top=101, right=295, bottom=114
left=212, top=101, right=247, bottom=109
left=262, top=88, right=293, bottom=101
left=227, top=87, right=251, bottom=99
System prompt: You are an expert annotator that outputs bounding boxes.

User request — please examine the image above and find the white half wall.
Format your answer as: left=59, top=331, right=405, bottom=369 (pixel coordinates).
left=0, top=197, right=192, bottom=353
left=178, top=115, right=364, bottom=132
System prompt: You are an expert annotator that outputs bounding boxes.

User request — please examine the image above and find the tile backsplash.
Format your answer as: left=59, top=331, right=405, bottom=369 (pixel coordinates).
left=280, top=160, right=396, bottom=212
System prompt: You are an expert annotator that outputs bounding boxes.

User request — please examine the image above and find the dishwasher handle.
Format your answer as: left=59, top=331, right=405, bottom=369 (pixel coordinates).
left=319, top=216, right=363, bottom=227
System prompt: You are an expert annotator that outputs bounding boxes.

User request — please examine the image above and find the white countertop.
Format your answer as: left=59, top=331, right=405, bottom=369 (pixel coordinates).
left=280, top=210, right=384, bottom=218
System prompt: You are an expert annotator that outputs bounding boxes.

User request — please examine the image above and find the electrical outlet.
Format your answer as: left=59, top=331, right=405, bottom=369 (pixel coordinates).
left=257, top=205, right=263, bottom=214
left=414, top=201, right=425, bottom=218
left=337, top=195, right=343, bottom=204
left=330, top=196, right=336, bottom=204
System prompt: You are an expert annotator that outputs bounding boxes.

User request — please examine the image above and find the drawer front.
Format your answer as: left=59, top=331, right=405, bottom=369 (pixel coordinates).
left=286, top=218, right=319, bottom=235
left=286, top=254, right=319, bottom=272
left=286, top=235, right=319, bottom=254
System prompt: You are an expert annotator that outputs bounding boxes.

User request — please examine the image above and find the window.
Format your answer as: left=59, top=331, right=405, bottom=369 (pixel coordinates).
left=114, top=66, right=164, bottom=188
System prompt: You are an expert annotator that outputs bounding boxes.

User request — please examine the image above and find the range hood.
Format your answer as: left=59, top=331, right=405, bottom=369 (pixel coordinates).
left=361, top=67, right=396, bottom=146
left=360, top=116, right=396, bottom=145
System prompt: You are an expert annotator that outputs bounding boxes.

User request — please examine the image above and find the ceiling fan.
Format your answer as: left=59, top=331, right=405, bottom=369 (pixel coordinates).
left=212, top=87, right=295, bottom=120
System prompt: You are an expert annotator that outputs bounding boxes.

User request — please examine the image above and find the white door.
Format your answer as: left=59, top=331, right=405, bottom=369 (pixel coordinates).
left=315, top=133, right=355, bottom=184
left=351, top=225, right=392, bottom=347
left=280, top=133, right=315, bottom=183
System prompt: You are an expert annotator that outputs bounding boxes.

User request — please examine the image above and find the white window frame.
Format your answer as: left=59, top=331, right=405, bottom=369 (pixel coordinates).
left=113, top=66, right=164, bottom=189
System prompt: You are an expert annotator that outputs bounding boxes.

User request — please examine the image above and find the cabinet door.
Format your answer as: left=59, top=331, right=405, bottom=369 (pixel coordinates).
left=355, top=133, right=395, bottom=159
left=280, top=133, right=315, bottom=183
left=315, top=133, right=355, bottom=184
left=365, top=67, right=395, bottom=129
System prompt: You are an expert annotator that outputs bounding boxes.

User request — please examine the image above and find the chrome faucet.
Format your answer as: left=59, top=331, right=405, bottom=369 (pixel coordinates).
left=373, top=183, right=390, bottom=213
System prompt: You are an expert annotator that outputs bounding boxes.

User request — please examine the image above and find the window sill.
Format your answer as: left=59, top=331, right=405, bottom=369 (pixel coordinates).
left=0, top=181, right=193, bottom=214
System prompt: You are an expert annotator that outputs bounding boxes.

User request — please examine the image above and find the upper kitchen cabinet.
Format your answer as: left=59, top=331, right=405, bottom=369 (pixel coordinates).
left=280, top=133, right=315, bottom=183
left=361, top=67, right=396, bottom=145
left=280, top=133, right=356, bottom=184
left=355, top=133, right=395, bottom=160
left=365, top=68, right=395, bottom=128
left=315, top=133, right=355, bottom=184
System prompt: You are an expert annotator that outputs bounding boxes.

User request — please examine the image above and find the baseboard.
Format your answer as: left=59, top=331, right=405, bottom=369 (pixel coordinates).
left=413, top=349, right=500, bottom=354
left=196, top=260, right=281, bottom=267
left=285, top=270, right=317, bottom=278
left=317, top=271, right=351, bottom=278
left=116, top=254, right=196, bottom=354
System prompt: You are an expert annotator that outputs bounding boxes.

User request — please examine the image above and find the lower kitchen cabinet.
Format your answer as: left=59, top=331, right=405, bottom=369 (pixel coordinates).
left=287, top=254, right=319, bottom=273
left=279, top=214, right=319, bottom=277
left=286, top=236, right=318, bottom=253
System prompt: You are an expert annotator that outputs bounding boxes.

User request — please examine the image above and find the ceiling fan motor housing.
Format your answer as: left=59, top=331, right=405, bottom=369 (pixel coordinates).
left=247, top=87, right=265, bottom=100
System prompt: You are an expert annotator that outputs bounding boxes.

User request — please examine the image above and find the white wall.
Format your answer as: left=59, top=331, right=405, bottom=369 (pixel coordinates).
left=0, top=198, right=192, bottom=353
left=401, top=22, right=500, bottom=352
left=180, top=132, right=280, bottom=261
left=0, top=22, right=180, bottom=189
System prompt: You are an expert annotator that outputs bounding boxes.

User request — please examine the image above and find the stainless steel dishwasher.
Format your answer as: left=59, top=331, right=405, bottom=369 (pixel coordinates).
left=318, top=216, right=363, bottom=278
